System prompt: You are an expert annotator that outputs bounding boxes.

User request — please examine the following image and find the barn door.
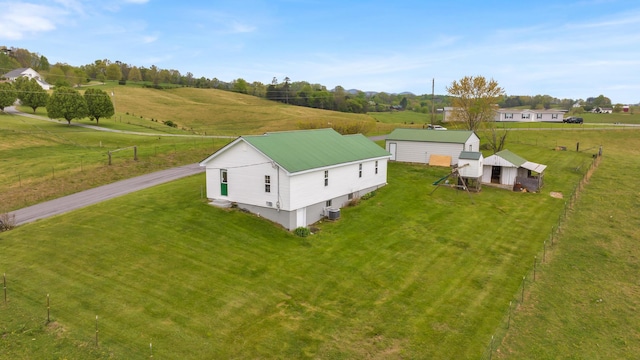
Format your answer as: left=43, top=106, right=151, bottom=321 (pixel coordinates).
left=220, top=169, right=228, bottom=196
left=491, top=166, right=501, bottom=184
left=389, top=143, right=397, bottom=160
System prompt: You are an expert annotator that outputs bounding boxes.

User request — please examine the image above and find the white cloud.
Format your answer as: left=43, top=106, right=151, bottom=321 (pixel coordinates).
left=0, top=2, right=63, bottom=40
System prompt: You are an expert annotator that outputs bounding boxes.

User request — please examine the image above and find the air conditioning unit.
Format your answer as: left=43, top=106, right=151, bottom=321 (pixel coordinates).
left=327, top=208, right=340, bottom=220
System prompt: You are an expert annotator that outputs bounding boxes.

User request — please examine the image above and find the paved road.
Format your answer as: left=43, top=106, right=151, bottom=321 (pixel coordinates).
left=9, top=163, right=205, bottom=226
left=4, top=106, right=235, bottom=138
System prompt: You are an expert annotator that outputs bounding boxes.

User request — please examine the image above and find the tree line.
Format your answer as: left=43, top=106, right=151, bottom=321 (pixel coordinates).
left=1, top=46, right=623, bottom=118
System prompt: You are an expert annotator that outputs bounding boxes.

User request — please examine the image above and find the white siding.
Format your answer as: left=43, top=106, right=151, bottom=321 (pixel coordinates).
left=203, top=141, right=284, bottom=209
left=388, top=140, right=464, bottom=165
left=288, top=159, right=387, bottom=210
left=458, top=158, right=483, bottom=178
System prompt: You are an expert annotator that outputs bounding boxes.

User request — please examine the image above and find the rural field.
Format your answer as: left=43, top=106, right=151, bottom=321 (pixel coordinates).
left=1, top=85, right=639, bottom=358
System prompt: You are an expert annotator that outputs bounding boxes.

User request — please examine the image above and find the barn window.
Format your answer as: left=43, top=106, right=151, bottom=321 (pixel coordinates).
left=358, top=163, right=363, bottom=178
left=324, top=170, right=329, bottom=186
left=265, top=175, right=271, bottom=193
left=375, top=161, right=379, bottom=174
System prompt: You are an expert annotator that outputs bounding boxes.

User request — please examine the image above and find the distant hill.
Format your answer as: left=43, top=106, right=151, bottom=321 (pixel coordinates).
left=346, top=89, right=416, bottom=96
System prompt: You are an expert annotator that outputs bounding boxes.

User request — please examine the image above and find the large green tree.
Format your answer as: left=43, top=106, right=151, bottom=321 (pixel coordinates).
left=0, top=82, right=17, bottom=111
left=83, top=88, right=114, bottom=124
left=446, top=75, right=504, bottom=131
left=127, top=66, right=142, bottom=82
left=47, top=87, right=88, bottom=125
left=15, top=77, right=49, bottom=113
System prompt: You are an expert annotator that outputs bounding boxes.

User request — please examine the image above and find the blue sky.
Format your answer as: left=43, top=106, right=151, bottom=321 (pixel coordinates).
left=2, top=0, right=640, bottom=104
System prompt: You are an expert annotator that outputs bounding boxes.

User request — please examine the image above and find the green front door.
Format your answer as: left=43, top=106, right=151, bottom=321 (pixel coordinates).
left=220, top=169, right=228, bottom=196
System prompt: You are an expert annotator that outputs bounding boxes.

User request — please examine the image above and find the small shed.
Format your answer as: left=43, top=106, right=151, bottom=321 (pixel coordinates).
left=482, top=149, right=546, bottom=191
left=457, top=151, right=483, bottom=178
left=457, top=151, right=483, bottom=192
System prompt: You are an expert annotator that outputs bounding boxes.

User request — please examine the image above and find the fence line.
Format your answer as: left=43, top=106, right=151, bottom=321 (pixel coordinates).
left=484, top=149, right=602, bottom=359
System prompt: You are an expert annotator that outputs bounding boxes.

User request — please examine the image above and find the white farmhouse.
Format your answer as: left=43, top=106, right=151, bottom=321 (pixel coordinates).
left=385, top=129, right=480, bottom=165
left=1, top=67, right=51, bottom=90
left=199, top=128, right=391, bottom=230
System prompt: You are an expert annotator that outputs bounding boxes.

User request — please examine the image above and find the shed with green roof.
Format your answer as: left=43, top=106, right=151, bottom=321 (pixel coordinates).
left=200, top=128, right=390, bottom=230
left=385, top=128, right=480, bottom=165
left=482, top=149, right=546, bottom=191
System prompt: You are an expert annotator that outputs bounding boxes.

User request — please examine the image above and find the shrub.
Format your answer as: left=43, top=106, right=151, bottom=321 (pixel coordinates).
left=361, top=191, right=377, bottom=200
left=163, top=120, right=178, bottom=128
left=294, top=227, right=311, bottom=237
left=0, top=213, right=16, bottom=232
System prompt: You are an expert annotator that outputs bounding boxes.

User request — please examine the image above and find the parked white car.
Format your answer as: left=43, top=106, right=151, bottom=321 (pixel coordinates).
left=427, top=124, right=447, bottom=130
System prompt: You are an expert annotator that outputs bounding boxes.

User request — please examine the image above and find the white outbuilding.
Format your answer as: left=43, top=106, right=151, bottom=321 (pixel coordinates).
left=385, top=129, right=480, bottom=166
left=482, top=149, right=546, bottom=191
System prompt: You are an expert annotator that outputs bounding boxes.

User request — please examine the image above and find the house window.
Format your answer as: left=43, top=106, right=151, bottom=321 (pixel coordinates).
left=265, top=175, right=271, bottom=193
left=375, top=161, right=379, bottom=174
left=522, top=113, right=531, bottom=119
left=324, top=170, right=329, bottom=186
left=468, top=144, right=472, bottom=151
left=358, top=164, right=363, bottom=178
left=326, top=200, right=332, bottom=207
left=536, top=113, right=543, bottom=119
left=552, top=114, right=558, bottom=119
left=348, top=193, right=353, bottom=200
left=504, top=113, right=513, bottom=119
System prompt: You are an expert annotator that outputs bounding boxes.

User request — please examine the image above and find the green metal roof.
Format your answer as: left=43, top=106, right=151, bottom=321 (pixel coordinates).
left=242, top=128, right=390, bottom=173
left=459, top=151, right=482, bottom=160
left=386, top=128, right=476, bottom=143
left=494, top=149, right=526, bottom=166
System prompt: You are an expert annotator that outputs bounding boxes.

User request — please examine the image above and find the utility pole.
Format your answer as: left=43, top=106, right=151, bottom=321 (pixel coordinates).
left=430, top=78, right=435, bottom=126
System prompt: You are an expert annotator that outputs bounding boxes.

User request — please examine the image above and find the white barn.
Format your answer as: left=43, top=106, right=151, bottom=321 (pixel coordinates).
left=199, top=128, right=391, bottom=230
left=385, top=129, right=480, bottom=165
left=482, top=149, right=547, bottom=191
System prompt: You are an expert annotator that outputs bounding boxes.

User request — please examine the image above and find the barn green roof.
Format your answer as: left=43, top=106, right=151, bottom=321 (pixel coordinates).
left=241, top=128, right=390, bottom=173
left=386, top=128, right=476, bottom=143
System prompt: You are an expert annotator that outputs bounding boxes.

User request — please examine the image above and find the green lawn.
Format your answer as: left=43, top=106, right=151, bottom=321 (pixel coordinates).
left=0, top=130, right=597, bottom=358
left=495, top=129, right=640, bottom=359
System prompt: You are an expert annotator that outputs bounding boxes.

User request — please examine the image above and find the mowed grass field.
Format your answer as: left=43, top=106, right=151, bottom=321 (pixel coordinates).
left=4, top=129, right=638, bottom=357
left=495, top=129, right=640, bottom=359
left=1, top=85, right=640, bottom=358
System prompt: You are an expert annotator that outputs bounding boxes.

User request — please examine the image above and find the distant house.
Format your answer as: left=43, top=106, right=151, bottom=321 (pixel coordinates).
left=199, top=128, right=391, bottom=230
left=482, top=149, right=546, bottom=191
left=495, top=109, right=565, bottom=122
left=1, top=67, right=51, bottom=90
left=385, top=129, right=480, bottom=166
